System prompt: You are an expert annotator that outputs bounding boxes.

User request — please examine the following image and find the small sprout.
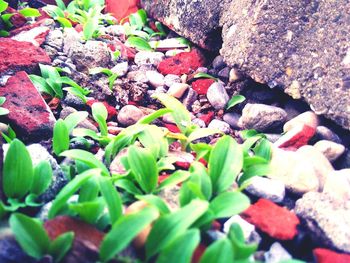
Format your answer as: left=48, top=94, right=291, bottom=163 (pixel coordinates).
left=226, top=95, right=246, bottom=110
left=193, top=72, right=218, bottom=81
left=126, top=36, right=153, bottom=51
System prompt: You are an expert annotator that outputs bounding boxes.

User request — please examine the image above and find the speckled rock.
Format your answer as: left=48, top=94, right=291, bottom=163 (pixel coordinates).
left=111, top=61, right=128, bottom=77
left=295, top=192, right=350, bottom=253
left=134, top=51, right=165, bottom=66
left=117, top=105, right=145, bottom=126
left=314, top=140, right=345, bottom=162
left=208, top=119, right=230, bottom=134
left=220, top=0, right=350, bottom=130
left=146, top=71, right=165, bottom=88
left=206, top=82, right=229, bottom=110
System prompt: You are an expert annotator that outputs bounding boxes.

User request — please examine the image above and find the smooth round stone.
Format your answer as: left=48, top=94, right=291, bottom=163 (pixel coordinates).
left=212, top=55, right=226, bottom=70
left=323, top=169, right=350, bottom=201
left=208, top=119, right=230, bottom=134
left=167, top=83, right=189, bottom=98
left=223, top=112, right=241, bottom=129
left=206, top=82, right=229, bottom=110
left=246, top=176, right=286, bottom=203
left=0, top=122, right=8, bottom=133
left=283, top=111, right=319, bottom=132
left=105, top=25, right=125, bottom=36
left=117, top=105, right=145, bottom=126
left=316, top=126, right=342, bottom=144
left=218, top=67, right=230, bottom=79
left=314, top=140, right=345, bottom=162
left=146, top=70, right=165, bottom=88
left=192, top=118, right=206, bottom=128
left=264, top=242, right=292, bottom=263
left=164, top=74, right=181, bottom=87
left=134, top=51, right=165, bottom=66
left=111, top=61, right=128, bottom=77
left=127, top=71, right=148, bottom=83
left=195, top=67, right=208, bottom=74
left=229, top=68, right=244, bottom=82
left=265, top=133, right=282, bottom=143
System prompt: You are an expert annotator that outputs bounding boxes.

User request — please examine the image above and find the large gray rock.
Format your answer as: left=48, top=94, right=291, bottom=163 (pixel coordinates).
left=140, top=0, right=225, bottom=50
left=220, top=0, right=350, bottom=130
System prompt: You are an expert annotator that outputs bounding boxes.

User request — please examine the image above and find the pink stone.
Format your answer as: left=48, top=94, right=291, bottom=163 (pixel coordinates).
left=241, top=198, right=300, bottom=240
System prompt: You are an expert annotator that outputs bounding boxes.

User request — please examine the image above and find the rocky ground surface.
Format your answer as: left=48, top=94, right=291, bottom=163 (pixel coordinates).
left=0, top=0, right=349, bottom=263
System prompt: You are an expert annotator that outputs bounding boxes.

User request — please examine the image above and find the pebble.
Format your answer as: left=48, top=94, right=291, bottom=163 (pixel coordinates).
left=246, top=176, right=285, bottom=203
left=127, top=70, right=148, bottom=83
left=314, top=140, right=345, bottom=162
left=283, top=111, right=319, bottom=132
left=295, top=192, right=350, bottom=253
left=206, top=82, right=229, bottom=110
left=275, top=123, right=315, bottom=150
left=323, top=169, right=350, bottom=201
left=229, top=68, right=244, bottom=82
left=111, top=61, right=128, bottom=77
left=238, top=103, right=287, bottom=132
left=192, top=118, right=206, bottom=128
left=105, top=25, right=125, bottom=36
left=264, top=133, right=282, bottom=143
left=158, top=185, right=180, bottom=211
left=182, top=88, right=198, bottom=110
left=212, top=55, right=226, bottom=70
left=218, top=67, right=230, bottom=79
left=134, top=51, right=165, bottom=67
left=109, top=148, right=128, bottom=174
left=264, top=242, right=292, bottom=263
left=315, top=126, right=342, bottom=144
left=0, top=122, right=8, bottom=134
left=223, top=112, right=241, bottom=129
left=117, top=105, right=145, bottom=126
left=60, top=107, right=98, bottom=132
left=208, top=119, right=230, bottom=134
left=164, top=74, right=181, bottom=87
left=165, top=49, right=186, bottom=57
left=45, top=29, right=63, bottom=51
left=195, top=67, right=208, bottom=74
left=146, top=70, right=165, bottom=88
left=167, top=83, right=189, bottom=98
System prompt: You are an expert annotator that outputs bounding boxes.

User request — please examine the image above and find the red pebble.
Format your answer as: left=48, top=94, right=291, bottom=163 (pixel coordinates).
left=192, top=79, right=215, bottom=95
left=175, top=161, right=191, bottom=170
left=241, top=198, right=300, bottom=240
left=86, top=100, right=117, bottom=120
left=314, top=248, right=350, bottom=263
left=275, top=124, right=316, bottom=150
left=164, top=123, right=181, bottom=133
left=212, top=220, right=221, bottom=230
left=10, top=13, right=27, bottom=28
left=199, top=111, right=215, bottom=126
left=105, top=0, right=140, bottom=22
left=158, top=49, right=206, bottom=76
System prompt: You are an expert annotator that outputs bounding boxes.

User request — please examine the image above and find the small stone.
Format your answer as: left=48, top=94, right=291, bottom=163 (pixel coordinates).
left=314, top=140, right=345, bottom=162
left=158, top=185, right=180, bottom=211
left=111, top=61, right=128, bottom=77
left=110, top=148, right=128, bottom=174
left=134, top=51, right=165, bottom=66
left=223, top=112, right=241, bottom=129
left=313, top=248, right=350, bottom=263
left=60, top=107, right=98, bottom=132
left=283, top=111, right=319, bottom=133
left=323, top=169, right=350, bottom=201
left=45, top=29, right=63, bottom=50
left=0, top=122, right=8, bottom=133
left=315, top=126, right=342, bottom=144
left=192, top=118, right=206, bottom=128
left=207, top=82, right=229, bottom=110
left=146, top=70, right=165, bottom=88
left=208, top=119, right=230, bottom=134
left=212, top=55, right=226, bottom=70
left=241, top=198, right=300, bottom=240
left=275, top=124, right=316, bottom=150
left=218, top=67, right=230, bottom=79
left=62, top=27, right=81, bottom=54
left=11, top=26, right=50, bottom=47
left=246, top=176, right=285, bottom=203
left=164, top=74, right=181, bottom=87
left=127, top=70, right=148, bottom=83
left=182, top=88, right=198, bottom=110
left=117, top=105, right=145, bottom=126
left=167, top=83, right=189, bottom=98
left=63, top=93, right=86, bottom=108
left=239, top=104, right=287, bottom=132
left=195, top=67, right=208, bottom=74
left=264, top=242, right=292, bottom=263
left=295, top=192, right=350, bottom=253
left=165, top=49, right=186, bottom=57
left=265, top=134, right=282, bottom=143
left=105, top=25, right=125, bottom=36
left=229, top=68, right=244, bottom=82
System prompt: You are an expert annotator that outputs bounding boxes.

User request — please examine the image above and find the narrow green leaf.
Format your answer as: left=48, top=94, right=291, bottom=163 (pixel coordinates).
left=226, top=95, right=246, bottom=110
left=31, top=161, right=52, bottom=195
left=9, top=213, right=50, bottom=260
left=136, top=194, right=171, bottom=215
left=228, top=223, right=257, bottom=260
left=56, top=17, right=72, bottom=28
left=187, top=128, right=220, bottom=143
left=0, top=107, right=9, bottom=116
left=199, top=238, right=234, bottom=263
left=55, top=0, right=67, bottom=10
left=53, top=119, right=70, bottom=156
left=29, top=74, right=55, bottom=96
left=156, top=229, right=200, bottom=263
left=92, top=102, right=108, bottom=136
left=193, top=72, right=218, bottom=81
left=208, top=136, right=243, bottom=194
left=146, top=200, right=209, bottom=259
left=69, top=200, right=104, bottom=224
left=83, top=17, right=98, bottom=40
left=0, top=96, right=6, bottom=105
left=49, top=232, right=74, bottom=263
left=126, top=36, right=153, bottom=51
left=100, top=206, right=159, bottom=262
left=48, top=168, right=101, bottom=218
left=0, top=0, right=8, bottom=13
left=3, top=139, right=33, bottom=199
left=137, top=108, right=173, bottom=124
left=19, top=7, right=41, bottom=17
left=158, top=170, right=190, bottom=191
left=189, top=161, right=212, bottom=200
left=253, top=138, right=272, bottom=161
left=63, top=111, right=89, bottom=133
left=238, top=164, right=272, bottom=185
left=114, top=179, right=143, bottom=196
left=209, top=191, right=250, bottom=219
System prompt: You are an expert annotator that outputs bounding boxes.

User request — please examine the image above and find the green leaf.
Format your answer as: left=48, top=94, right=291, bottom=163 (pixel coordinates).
left=129, top=9, right=147, bottom=30
left=0, top=30, right=9, bottom=37
left=53, top=119, right=70, bottom=156
left=89, top=67, right=113, bottom=76
left=55, top=0, right=67, bottom=10
left=126, top=36, right=153, bottom=51
left=199, top=238, right=234, bottom=263
left=63, top=87, right=88, bottom=104
left=92, top=102, right=108, bottom=136
left=152, top=93, right=191, bottom=134
left=128, top=146, right=158, bottom=193
left=9, top=213, right=50, bottom=260
left=60, top=149, right=109, bottom=176
left=193, top=72, right=218, bottom=81
left=243, top=156, right=268, bottom=170
left=19, top=7, right=41, bottom=17
left=0, top=0, right=8, bottom=13
left=83, top=17, right=98, bottom=40
left=226, top=95, right=246, bottom=110
left=78, top=177, right=99, bottom=202
left=228, top=223, right=257, bottom=260
left=0, top=107, right=9, bottom=116
left=146, top=200, right=209, bottom=259
left=209, top=191, right=250, bottom=219
left=187, top=128, right=220, bottom=144
left=0, top=96, right=5, bottom=105
left=98, top=177, right=123, bottom=224
left=253, top=138, right=272, bottom=161
left=69, top=199, right=104, bottom=224
left=56, top=17, right=72, bottom=28
left=48, top=168, right=101, bottom=218
left=156, top=229, right=200, bottom=263
left=137, top=108, right=173, bottom=125
left=190, top=143, right=212, bottom=161
left=238, top=164, right=272, bottom=185
left=189, top=162, right=212, bottom=200
left=138, top=125, right=167, bottom=159
left=31, top=161, right=52, bottom=195
left=49, top=232, right=74, bottom=263
left=158, top=170, right=190, bottom=191
left=208, top=136, right=243, bottom=194
left=99, top=206, right=159, bottom=262
left=29, top=74, right=55, bottom=96
left=114, top=179, right=143, bottom=196
left=136, top=194, right=171, bottom=215
left=3, top=139, right=33, bottom=199
left=63, top=111, right=89, bottom=133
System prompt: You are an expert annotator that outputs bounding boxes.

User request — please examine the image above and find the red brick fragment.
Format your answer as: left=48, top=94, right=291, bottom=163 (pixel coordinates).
left=314, top=248, right=350, bottom=263
left=275, top=124, right=316, bottom=150
left=192, top=79, right=215, bottom=95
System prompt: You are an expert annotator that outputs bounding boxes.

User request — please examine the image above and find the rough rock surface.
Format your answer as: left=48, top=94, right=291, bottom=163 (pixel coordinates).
left=140, top=0, right=224, bottom=50
left=0, top=71, right=56, bottom=141
left=0, top=38, right=51, bottom=75
left=220, top=0, right=350, bottom=130
left=295, top=192, right=350, bottom=253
